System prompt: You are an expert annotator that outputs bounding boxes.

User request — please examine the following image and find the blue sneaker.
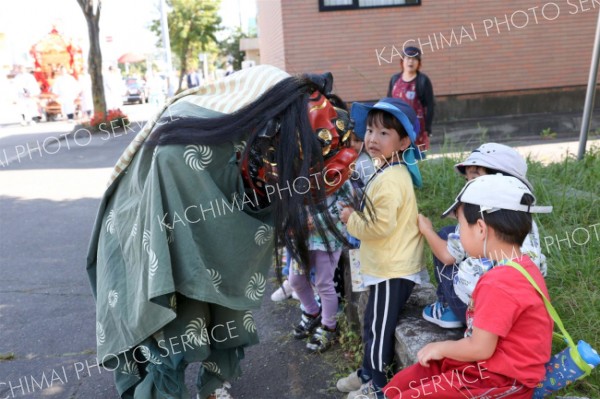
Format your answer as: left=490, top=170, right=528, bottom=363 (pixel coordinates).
left=422, top=301, right=464, bottom=329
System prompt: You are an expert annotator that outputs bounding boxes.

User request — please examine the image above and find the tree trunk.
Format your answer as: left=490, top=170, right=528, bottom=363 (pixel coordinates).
left=176, top=20, right=195, bottom=93
left=178, top=63, right=185, bottom=93
left=76, top=0, right=106, bottom=118
left=178, top=43, right=189, bottom=93
left=88, top=14, right=106, bottom=116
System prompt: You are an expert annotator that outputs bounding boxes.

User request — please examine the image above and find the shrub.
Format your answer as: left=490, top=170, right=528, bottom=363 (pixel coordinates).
left=88, top=108, right=129, bottom=130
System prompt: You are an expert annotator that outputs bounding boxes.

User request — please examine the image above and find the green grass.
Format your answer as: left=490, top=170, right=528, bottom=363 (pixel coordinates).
left=416, top=144, right=600, bottom=398
left=332, top=308, right=364, bottom=381
left=540, top=127, right=558, bottom=139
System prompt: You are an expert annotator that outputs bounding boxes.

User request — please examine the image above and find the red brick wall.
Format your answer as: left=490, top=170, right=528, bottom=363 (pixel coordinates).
left=258, top=0, right=600, bottom=102
left=257, top=0, right=286, bottom=70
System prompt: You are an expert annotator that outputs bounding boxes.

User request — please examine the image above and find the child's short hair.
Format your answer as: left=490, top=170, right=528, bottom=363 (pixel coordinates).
left=443, top=175, right=552, bottom=245
left=366, top=109, right=409, bottom=139
left=462, top=195, right=534, bottom=246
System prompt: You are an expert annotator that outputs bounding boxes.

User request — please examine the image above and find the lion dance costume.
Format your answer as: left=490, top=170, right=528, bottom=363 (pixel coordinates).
left=86, top=65, right=358, bottom=398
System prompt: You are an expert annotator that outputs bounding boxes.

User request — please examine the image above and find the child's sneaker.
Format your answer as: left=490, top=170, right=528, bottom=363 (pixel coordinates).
left=422, top=301, right=464, bottom=329
left=202, top=382, right=233, bottom=399
left=270, top=279, right=292, bottom=302
left=291, top=289, right=300, bottom=301
left=293, top=310, right=321, bottom=339
left=336, top=370, right=363, bottom=392
left=347, top=381, right=384, bottom=399
left=306, top=325, right=337, bottom=353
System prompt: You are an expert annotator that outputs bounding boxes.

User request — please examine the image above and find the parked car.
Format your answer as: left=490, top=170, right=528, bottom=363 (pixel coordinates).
left=123, top=78, right=148, bottom=104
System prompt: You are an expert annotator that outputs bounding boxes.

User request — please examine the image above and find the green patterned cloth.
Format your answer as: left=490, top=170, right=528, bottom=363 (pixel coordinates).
left=87, top=102, right=275, bottom=398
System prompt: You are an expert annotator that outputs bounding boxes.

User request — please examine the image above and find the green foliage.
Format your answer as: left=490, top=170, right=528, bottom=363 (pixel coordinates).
left=541, top=127, right=558, bottom=139
left=335, top=309, right=364, bottom=375
left=477, top=123, right=489, bottom=144
left=150, top=0, right=222, bottom=90
left=0, top=352, right=15, bottom=361
left=119, top=62, right=147, bottom=78
left=417, top=145, right=600, bottom=398
left=220, top=27, right=250, bottom=71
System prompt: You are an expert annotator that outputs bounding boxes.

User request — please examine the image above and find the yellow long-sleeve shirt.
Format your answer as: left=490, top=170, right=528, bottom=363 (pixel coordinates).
left=347, top=165, right=424, bottom=279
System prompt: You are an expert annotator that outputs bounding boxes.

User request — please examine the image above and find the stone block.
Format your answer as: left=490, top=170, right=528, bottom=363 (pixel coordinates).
left=406, top=283, right=437, bottom=308
left=394, top=309, right=463, bottom=368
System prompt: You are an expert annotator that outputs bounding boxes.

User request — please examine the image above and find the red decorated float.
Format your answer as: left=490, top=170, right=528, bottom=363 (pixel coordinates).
left=29, top=27, right=84, bottom=119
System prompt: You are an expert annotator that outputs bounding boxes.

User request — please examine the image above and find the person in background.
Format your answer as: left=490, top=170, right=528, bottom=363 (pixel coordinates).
left=186, top=68, right=201, bottom=89
left=13, top=64, right=41, bottom=125
left=387, top=46, right=435, bottom=150
left=146, top=71, right=166, bottom=110
left=78, top=67, right=93, bottom=119
left=104, top=66, right=124, bottom=110
left=52, top=66, right=79, bottom=122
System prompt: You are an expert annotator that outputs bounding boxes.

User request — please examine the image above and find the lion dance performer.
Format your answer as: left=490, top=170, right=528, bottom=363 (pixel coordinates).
left=86, top=65, right=358, bottom=398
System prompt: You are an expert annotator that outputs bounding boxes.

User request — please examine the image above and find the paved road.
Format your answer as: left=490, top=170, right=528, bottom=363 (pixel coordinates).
left=0, top=114, right=139, bottom=399
left=0, top=105, right=344, bottom=399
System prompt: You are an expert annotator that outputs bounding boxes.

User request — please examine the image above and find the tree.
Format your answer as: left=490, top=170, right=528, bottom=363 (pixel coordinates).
left=76, top=0, right=106, bottom=117
left=151, top=0, right=222, bottom=92
left=220, top=27, right=249, bottom=71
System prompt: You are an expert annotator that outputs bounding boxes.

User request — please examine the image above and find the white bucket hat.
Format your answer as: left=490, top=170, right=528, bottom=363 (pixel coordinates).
left=455, top=143, right=532, bottom=190
left=442, top=174, right=552, bottom=218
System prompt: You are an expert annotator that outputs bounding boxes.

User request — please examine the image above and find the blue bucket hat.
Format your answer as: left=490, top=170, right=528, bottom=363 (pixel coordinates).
left=350, top=97, right=423, bottom=188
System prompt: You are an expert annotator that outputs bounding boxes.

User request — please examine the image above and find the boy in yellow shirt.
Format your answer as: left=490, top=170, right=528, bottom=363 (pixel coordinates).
left=339, top=98, right=425, bottom=398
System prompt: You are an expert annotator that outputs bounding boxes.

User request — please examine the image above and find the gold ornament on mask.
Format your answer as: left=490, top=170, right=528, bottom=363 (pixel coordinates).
left=318, top=129, right=333, bottom=155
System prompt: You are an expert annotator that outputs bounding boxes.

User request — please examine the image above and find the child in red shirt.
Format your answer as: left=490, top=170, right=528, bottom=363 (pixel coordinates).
left=384, top=174, right=554, bottom=399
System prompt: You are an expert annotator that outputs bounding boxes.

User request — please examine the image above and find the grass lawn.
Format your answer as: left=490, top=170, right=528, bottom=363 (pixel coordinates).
left=415, top=143, right=600, bottom=398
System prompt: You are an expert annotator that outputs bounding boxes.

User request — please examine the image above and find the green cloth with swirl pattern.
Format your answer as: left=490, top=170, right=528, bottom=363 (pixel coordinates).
left=87, top=102, right=274, bottom=399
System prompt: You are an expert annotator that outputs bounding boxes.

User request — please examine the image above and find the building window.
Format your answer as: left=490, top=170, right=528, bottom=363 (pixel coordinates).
left=319, top=0, right=420, bottom=11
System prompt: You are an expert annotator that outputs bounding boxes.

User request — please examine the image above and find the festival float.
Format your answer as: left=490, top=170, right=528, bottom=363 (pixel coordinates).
left=29, top=27, right=84, bottom=120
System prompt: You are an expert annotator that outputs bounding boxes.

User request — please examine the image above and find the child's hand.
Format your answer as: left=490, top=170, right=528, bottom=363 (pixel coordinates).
left=417, top=214, right=434, bottom=234
left=417, top=342, right=445, bottom=367
left=340, top=206, right=354, bottom=224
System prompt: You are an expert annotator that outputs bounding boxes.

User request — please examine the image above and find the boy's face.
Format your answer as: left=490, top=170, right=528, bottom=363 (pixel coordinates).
left=457, top=205, right=485, bottom=258
left=465, top=166, right=488, bottom=181
left=364, top=121, right=409, bottom=163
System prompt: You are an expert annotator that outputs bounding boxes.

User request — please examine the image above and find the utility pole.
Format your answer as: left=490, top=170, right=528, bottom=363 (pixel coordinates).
left=578, top=10, right=600, bottom=160
left=159, top=0, right=174, bottom=97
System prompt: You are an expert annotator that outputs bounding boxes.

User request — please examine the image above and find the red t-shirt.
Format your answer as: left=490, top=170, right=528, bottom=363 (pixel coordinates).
left=465, top=256, right=553, bottom=388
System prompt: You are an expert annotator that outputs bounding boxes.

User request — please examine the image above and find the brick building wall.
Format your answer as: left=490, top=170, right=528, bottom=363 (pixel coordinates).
left=258, top=0, right=600, bottom=107
left=257, top=0, right=286, bottom=70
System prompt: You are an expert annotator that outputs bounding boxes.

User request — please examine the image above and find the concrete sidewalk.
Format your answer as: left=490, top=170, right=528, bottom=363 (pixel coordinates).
left=428, top=136, right=600, bottom=165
